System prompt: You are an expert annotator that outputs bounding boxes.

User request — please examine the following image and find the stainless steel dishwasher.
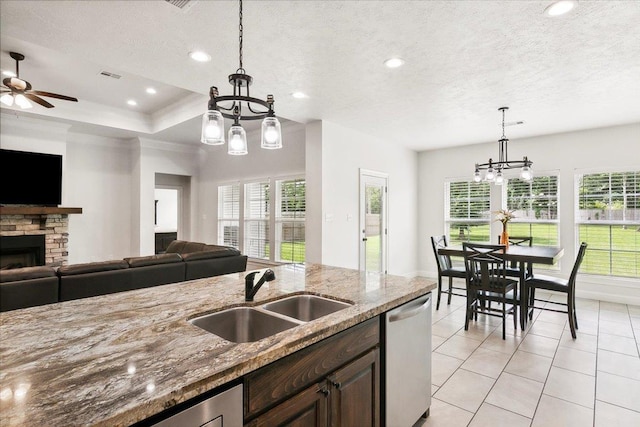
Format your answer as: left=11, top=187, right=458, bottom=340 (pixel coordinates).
left=151, top=383, right=242, bottom=427
left=385, top=293, right=432, bottom=426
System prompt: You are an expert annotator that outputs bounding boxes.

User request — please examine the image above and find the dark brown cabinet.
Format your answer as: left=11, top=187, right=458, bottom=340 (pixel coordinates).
left=244, top=318, right=380, bottom=427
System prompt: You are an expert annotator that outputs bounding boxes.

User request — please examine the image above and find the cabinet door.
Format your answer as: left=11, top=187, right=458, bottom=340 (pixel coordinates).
left=248, top=383, right=329, bottom=427
left=328, top=348, right=380, bottom=427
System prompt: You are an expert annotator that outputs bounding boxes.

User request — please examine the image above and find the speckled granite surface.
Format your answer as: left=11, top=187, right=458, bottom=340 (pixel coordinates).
left=0, top=263, right=435, bottom=426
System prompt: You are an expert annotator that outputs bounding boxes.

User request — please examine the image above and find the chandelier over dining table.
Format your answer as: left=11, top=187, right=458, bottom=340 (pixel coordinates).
left=200, top=0, right=282, bottom=155
left=474, top=107, right=533, bottom=184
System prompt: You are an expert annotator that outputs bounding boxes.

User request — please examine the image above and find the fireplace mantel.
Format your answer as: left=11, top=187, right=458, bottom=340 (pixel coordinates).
left=0, top=206, right=82, bottom=215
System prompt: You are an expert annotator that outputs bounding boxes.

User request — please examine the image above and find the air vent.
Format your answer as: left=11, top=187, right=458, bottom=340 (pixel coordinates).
left=165, top=0, right=195, bottom=10
left=100, top=71, right=121, bottom=79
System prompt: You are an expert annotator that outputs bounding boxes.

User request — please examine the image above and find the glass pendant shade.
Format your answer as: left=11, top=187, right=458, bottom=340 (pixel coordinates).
left=13, top=94, right=32, bottom=109
left=261, top=116, right=282, bottom=149
left=201, top=110, right=225, bottom=145
left=485, top=166, right=495, bottom=181
left=495, top=170, right=504, bottom=185
left=0, top=94, right=14, bottom=106
left=521, top=165, right=533, bottom=181
left=228, top=124, right=248, bottom=155
left=473, top=168, right=481, bottom=183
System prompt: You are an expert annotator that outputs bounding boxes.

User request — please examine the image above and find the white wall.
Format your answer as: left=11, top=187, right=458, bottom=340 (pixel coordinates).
left=313, top=121, right=419, bottom=277
left=154, top=188, right=178, bottom=232
left=418, top=122, right=640, bottom=304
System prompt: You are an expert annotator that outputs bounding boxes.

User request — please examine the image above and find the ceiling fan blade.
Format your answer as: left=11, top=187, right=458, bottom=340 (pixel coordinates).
left=24, top=93, right=54, bottom=108
left=28, top=90, right=78, bottom=102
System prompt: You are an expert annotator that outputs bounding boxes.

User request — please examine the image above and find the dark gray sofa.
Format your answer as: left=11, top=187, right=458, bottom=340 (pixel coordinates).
left=0, top=266, right=59, bottom=312
left=1, top=241, right=248, bottom=311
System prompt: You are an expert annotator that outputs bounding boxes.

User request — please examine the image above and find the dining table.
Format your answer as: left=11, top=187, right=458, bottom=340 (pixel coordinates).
left=437, top=244, right=565, bottom=329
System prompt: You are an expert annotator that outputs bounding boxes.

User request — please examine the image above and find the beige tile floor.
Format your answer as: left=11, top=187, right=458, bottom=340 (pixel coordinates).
left=415, top=292, right=640, bottom=427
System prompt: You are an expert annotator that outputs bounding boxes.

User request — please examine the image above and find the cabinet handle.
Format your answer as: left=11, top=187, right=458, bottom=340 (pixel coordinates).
left=331, top=380, right=341, bottom=389
left=317, top=387, right=330, bottom=396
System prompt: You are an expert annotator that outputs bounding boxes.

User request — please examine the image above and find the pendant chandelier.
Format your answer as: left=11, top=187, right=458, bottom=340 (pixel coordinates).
left=200, top=0, right=282, bottom=155
left=474, top=107, right=533, bottom=184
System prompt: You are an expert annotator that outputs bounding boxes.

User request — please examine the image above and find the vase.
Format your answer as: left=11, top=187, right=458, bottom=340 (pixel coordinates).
left=501, top=224, right=509, bottom=247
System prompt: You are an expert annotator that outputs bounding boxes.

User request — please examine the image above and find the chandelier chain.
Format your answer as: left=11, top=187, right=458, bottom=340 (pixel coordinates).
left=238, top=0, right=244, bottom=73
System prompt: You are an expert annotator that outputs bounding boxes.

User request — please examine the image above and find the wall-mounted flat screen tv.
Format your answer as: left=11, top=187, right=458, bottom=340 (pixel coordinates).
left=0, top=149, right=63, bottom=206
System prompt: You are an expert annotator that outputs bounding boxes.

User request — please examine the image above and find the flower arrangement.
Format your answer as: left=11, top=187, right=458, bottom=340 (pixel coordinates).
left=494, top=209, right=515, bottom=231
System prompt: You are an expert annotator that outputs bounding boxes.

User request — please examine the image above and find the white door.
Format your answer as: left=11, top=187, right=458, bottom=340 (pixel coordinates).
left=359, top=170, right=388, bottom=274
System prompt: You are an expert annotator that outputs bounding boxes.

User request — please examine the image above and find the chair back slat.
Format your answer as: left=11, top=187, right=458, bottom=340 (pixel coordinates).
left=497, top=236, right=532, bottom=269
left=462, top=242, right=510, bottom=293
left=568, top=242, right=588, bottom=294
left=431, top=235, right=453, bottom=271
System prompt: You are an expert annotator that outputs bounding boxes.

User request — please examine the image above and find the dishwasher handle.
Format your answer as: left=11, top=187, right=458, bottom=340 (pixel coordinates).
left=388, top=295, right=431, bottom=322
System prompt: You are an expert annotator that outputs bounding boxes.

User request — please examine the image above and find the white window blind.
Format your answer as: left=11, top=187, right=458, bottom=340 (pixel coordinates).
left=576, top=171, right=639, bottom=278
left=445, top=180, right=491, bottom=244
left=217, top=184, right=239, bottom=248
left=505, top=175, right=559, bottom=247
left=275, top=178, right=306, bottom=263
left=244, top=181, right=270, bottom=259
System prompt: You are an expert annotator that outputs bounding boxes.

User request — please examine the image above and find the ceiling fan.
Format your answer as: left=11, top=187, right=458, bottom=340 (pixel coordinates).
left=1, top=51, right=78, bottom=109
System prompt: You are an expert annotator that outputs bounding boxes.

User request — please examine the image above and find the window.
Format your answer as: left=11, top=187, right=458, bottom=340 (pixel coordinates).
left=217, top=183, right=239, bottom=248
left=505, top=175, right=559, bottom=246
left=445, top=180, right=491, bottom=244
left=576, top=171, right=639, bottom=278
left=244, top=181, right=270, bottom=259
left=275, top=178, right=306, bottom=263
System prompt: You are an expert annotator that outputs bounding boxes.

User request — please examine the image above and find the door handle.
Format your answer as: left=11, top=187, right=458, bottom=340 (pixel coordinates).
left=362, top=237, right=368, bottom=241
left=388, top=296, right=431, bottom=322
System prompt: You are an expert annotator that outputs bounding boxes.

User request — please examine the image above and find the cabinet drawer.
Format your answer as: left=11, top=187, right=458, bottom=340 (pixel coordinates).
left=244, top=317, right=379, bottom=418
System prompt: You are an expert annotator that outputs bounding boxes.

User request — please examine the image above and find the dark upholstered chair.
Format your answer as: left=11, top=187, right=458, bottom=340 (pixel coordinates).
left=431, top=235, right=466, bottom=310
left=463, top=242, right=519, bottom=339
left=525, top=242, right=588, bottom=339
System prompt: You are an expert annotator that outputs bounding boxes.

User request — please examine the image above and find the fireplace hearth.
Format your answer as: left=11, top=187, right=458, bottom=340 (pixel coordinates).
left=0, top=235, right=46, bottom=269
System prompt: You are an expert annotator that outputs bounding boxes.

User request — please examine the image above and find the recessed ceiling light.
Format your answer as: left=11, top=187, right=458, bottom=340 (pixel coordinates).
left=2, top=70, right=16, bottom=77
left=544, top=0, right=576, bottom=16
left=292, top=92, right=307, bottom=99
left=189, top=51, right=211, bottom=62
left=384, top=58, right=405, bottom=68
left=146, top=87, right=157, bottom=95
left=127, top=99, right=137, bottom=106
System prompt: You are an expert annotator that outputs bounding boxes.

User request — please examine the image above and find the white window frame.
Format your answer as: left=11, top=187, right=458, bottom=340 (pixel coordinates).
left=445, top=178, right=491, bottom=244
left=217, top=182, right=240, bottom=249
left=575, top=168, right=639, bottom=279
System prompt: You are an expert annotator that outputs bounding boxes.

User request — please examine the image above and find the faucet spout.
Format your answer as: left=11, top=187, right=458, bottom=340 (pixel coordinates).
left=245, top=269, right=276, bottom=301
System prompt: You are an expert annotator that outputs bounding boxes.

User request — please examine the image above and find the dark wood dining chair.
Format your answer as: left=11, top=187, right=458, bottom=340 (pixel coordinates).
left=525, top=242, right=588, bottom=339
left=431, top=235, right=466, bottom=310
left=498, top=235, right=534, bottom=279
left=463, top=242, right=519, bottom=339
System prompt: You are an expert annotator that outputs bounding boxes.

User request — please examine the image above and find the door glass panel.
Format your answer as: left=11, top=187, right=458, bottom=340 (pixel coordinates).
left=365, top=183, right=383, bottom=273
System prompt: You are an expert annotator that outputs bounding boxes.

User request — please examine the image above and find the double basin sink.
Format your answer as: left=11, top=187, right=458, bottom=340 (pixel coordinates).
left=189, top=294, right=353, bottom=343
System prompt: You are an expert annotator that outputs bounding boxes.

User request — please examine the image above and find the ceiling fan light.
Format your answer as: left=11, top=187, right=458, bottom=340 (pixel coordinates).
left=10, top=78, right=27, bottom=91
left=0, top=93, right=14, bottom=106
left=228, top=124, right=248, bottom=155
left=201, top=110, right=225, bottom=145
left=14, top=94, right=32, bottom=109
left=261, top=116, right=282, bottom=149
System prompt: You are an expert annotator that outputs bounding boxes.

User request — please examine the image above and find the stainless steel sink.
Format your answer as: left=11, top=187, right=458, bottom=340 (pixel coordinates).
left=262, top=294, right=353, bottom=322
left=189, top=307, right=300, bottom=343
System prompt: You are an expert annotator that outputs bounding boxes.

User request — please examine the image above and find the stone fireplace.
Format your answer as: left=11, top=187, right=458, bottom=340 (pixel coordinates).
left=0, top=206, right=82, bottom=268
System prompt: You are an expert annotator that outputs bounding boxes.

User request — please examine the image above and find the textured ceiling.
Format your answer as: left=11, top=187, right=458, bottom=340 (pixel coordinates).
left=1, top=0, right=639, bottom=150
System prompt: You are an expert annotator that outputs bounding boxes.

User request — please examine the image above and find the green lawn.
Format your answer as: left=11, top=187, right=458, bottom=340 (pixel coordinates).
left=279, top=241, right=305, bottom=263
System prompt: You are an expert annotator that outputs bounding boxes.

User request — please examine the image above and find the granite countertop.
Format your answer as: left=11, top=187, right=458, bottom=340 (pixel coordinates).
left=0, top=263, right=436, bottom=426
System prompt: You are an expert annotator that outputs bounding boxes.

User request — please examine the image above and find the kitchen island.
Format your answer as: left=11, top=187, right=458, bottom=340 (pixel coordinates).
left=0, top=263, right=435, bottom=426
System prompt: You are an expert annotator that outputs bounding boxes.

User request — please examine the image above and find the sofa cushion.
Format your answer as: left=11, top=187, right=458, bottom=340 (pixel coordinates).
left=165, top=240, right=205, bottom=254
left=125, top=253, right=183, bottom=268
left=57, top=259, right=129, bottom=276
left=0, top=266, right=56, bottom=283
left=181, top=248, right=241, bottom=261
